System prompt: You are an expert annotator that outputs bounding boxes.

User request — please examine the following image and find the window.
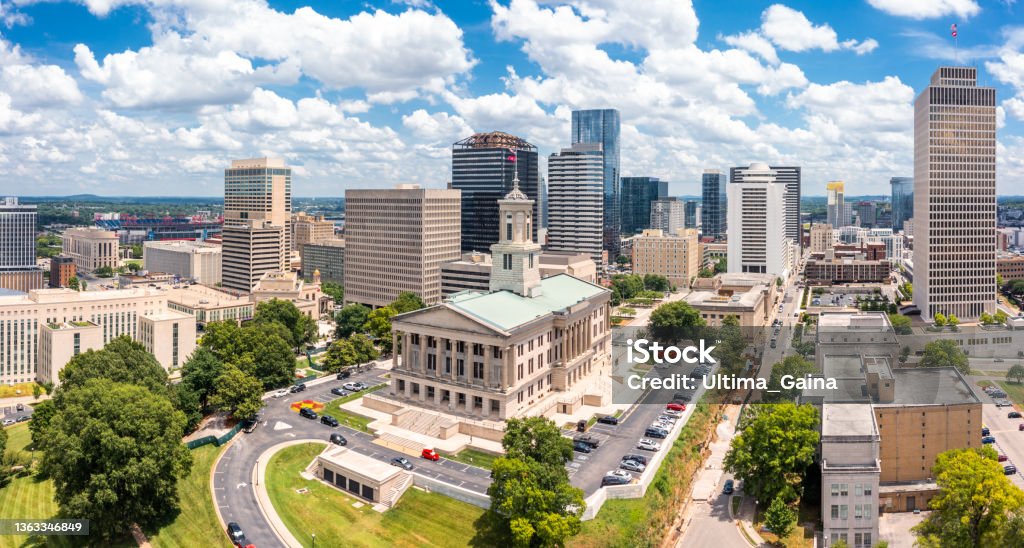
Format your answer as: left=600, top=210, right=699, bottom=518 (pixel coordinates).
left=831, top=505, right=839, bottom=519
left=855, top=484, right=862, bottom=496
left=831, top=484, right=839, bottom=497
left=840, top=484, right=849, bottom=497
left=473, top=362, right=484, bottom=379
left=504, top=254, right=512, bottom=270
left=840, top=505, right=848, bottom=520
left=863, top=485, right=872, bottom=496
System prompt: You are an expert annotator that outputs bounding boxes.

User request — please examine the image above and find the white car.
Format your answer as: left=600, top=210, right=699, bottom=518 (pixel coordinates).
left=1, top=419, right=14, bottom=427
left=271, top=389, right=289, bottom=398
left=663, top=409, right=683, bottom=418
left=637, top=438, right=661, bottom=451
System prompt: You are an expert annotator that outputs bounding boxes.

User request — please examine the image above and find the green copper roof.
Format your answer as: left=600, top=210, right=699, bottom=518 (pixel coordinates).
left=447, top=274, right=607, bottom=331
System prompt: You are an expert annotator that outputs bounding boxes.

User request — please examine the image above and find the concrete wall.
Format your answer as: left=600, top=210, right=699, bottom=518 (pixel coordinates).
left=412, top=474, right=491, bottom=509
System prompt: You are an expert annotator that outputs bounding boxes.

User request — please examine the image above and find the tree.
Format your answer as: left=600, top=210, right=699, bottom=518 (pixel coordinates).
left=32, top=383, right=42, bottom=400
left=765, top=355, right=816, bottom=403
left=180, top=348, right=224, bottom=409
left=714, top=257, right=727, bottom=273
left=364, top=306, right=397, bottom=353
left=94, top=265, right=114, bottom=278
left=899, top=345, right=911, bottom=365
left=934, top=313, right=947, bottom=327
left=914, top=447, right=1024, bottom=547
left=321, top=281, right=344, bottom=303
left=888, top=313, right=912, bottom=335
left=488, top=417, right=583, bottom=547
left=995, top=310, right=1009, bottom=325
left=170, top=383, right=203, bottom=432
left=920, top=339, right=969, bottom=375
left=763, top=497, right=796, bottom=539
left=642, top=274, right=670, bottom=292
left=201, top=321, right=295, bottom=389
left=948, top=314, right=960, bottom=328
left=615, top=254, right=629, bottom=266
left=58, top=336, right=169, bottom=396
left=210, top=365, right=264, bottom=420
left=347, top=333, right=379, bottom=364
left=68, top=276, right=80, bottom=291
left=28, top=399, right=56, bottom=448
left=39, top=379, right=192, bottom=541
left=980, top=312, right=994, bottom=325
left=1008, top=364, right=1024, bottom=384
left=649, top=301, right=705, bottom=343
left=130, top=244, right=143, bottom=259
left=322, top=339, right=358, bottom=373
left=724, top=403, right=819, bottom=503
left=713, top=315, right=747, bottom=374
left=610, top=274, right=644, bottom=302
left=391, top=291, right=426, bottom=314
left=334, top=303, right=371, bottom=339
left=254, top=298, right=317, bottom=352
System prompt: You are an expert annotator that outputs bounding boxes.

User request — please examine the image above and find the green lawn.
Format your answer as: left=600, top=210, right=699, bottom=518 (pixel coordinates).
left=0, top=383, right=40, bottom=398
left=995, top=380, right=1024, bottom=405
left=439, top=448, right=501, bottom=470
left=266, top=442, right=486, bottom=547
left=321, top=384, right=386, bottom=433
left=144, top=444, right=231, bottom=548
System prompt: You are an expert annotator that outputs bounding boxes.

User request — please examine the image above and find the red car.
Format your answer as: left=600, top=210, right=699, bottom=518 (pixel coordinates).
left=666, top=403, right=686, bottom=412
left=1020, top=423, right=1024, bottom=431
left=998, top=454, right=1009, bottom=462
left=421, top=448, right=440, bottom=461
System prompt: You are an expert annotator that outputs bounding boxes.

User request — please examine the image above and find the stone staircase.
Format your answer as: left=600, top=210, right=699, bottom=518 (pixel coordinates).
left=394, top=408, right=455, bottom=438
left=380, top=472, right=413, bottom=509
left=374, top=432, right=423, bottom=456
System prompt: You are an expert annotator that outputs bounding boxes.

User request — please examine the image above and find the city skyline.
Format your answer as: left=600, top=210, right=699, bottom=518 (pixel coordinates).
left=1, top=1, right=1024, bottom=197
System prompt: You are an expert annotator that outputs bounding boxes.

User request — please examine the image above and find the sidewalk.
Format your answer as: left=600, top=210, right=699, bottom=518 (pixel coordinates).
left=734, top=496, right=768, bottom=547
left=252, top=440, right=316, bottom=548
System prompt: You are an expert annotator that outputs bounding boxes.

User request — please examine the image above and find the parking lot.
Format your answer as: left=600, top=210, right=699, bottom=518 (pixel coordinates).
left=809, top=289, right=863, bottom=308
left=1, top=402, right=33, bottom=426
left=981, top=403, right=1024, bottom=489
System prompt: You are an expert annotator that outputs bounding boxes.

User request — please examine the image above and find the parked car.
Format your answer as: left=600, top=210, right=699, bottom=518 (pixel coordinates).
left=1019, top=423, right=1024, bottom=431
left=336, top=370, right=351, bottom=380
left=574, top=434, right=600, bottom=448
left=289, top=383, right=306, bottom=394
left=320, top=415, right=339, bottom=427
left=982, top=435, right=996, bottom=444
left=645, top=427, right=668, bottom=439
left=391, top=457, right=414, bottom=470
left=619, top=459, right=645, bottom=473
left=998, top=454, right=1009, bottom=462
left=241, top=419, right=258, bottom=434
left=723, top=479, right=735, bottom=494
left=1009, top=411, right=1022, bottom=419
left=996, top=399, right=1013, bottom=408
left=226, top=522, right=247, bottom=547
left=601, top=470, right=632, bottom=486
left=657, top=414, right=677, bottom=424
left=272, top=389, right=289, bottom=398
left=666, top=403, right=686, bottom=411
left=299, top=407, right=318, bottom=420
left=1, top=419, right=14, bottom=427
left=421, top=448, right=440, bottom=461
left=982, top=427, right=991, bottom=436
left=663, top=409, right=683, bottom=418
left=342, top=382, right=362, bottom=391
left=15, top=416, right=29, bottom=423
left=15, top=403, right=24, bottom=411
left=1005, top=465, right=1018, bottom=475
left=354, top=381, right=370, bottom=390
left=330, top=387, right=350, bottom=397
left=573, top=441, right=593, bottom=453
left=621, top=454, right=648, bottom=466
left=637, top=438, right=661, bottom=451
left=597, top=415, right=620, bottom=426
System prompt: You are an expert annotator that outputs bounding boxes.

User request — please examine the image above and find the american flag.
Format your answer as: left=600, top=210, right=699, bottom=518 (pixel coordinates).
left=951, top=24, right=957, bottom=38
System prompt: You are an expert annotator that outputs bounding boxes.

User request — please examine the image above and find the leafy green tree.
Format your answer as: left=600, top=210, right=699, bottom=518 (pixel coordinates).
left=888, top=313, right=912, bottom=335
left=334, top=303, right=371, bottom=339
left=994, top=310, right=1009, bottom=325
left=347, top=333, right=379, bottom=364
left=210, top=365, right=264, bottom=420
left=180, top=347, right=224, bottom=409
left=39, top=379, right=192, bottom=541
left=1008, top=364, right=1024, bottom=384
left=724, top=403, right=819, bottom=503
left=714, top=258, right=727, bottom=273
left=642, top=274, right=670, bottom=292
left=32, top=383, right=42, bottom=400
left=933, top=313, right=947, bottom=327
left=948, top=314, right=960, bottom=328
left=391, top=291, right=426, bottom=314
left=488, top=417, right=583, bottom=547
left=321, top=281, right=344, bottom=303
left=764, top=355, right=816, bottom=403
left=899, top=346, right=911, bottom=365
left=94, top=265, right=114, bottom=277
left=170, top=382, right=203, bottom=432
left=980, top=312, right=994, bottom=325
left=68, top=276, right=80, bottom=291
left=200, top=321, right=294, bottom=388
left=713, top=315, right=746, bottom=374
left=364, top=306, right=397, bottom=353
left=649, top=301, right=705, bottom=343
left=610, top=274, right=644, bottom=302
left=28, top=399, right=56, bottom=448
left=615, top=254, right=629, bottom=265
left=698, top=268, right=715, bottom=278
left=763, top=497, right=796, bottom=539
left=322, top=339, right=358, bottom=373
left=58, top=336, right=169, bottom=396
left=254, top=298, right=317, bottom=352
left=914, top=447, right=1024, bottom=547
left=920, top=339, right=969, bottom=375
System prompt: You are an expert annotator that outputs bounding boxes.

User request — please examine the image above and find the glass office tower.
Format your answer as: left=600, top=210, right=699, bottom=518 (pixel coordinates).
left=572, top=109, right=620, bottom=255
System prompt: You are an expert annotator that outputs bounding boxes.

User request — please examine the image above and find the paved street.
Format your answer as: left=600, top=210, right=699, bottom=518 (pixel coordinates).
left=981, top=403, right=1024, bottom=489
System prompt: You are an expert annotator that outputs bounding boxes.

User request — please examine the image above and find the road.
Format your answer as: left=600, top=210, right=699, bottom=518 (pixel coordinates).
left=679, top=491, right=748, bottom=548
left=981, top=404, right=1024, bottom=489
left=1, top=402, right=34, bottom=426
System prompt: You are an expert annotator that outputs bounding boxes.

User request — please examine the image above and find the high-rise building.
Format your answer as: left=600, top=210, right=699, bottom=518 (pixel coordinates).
left=291, top=212, right=335, bottom=252
left=856, top=202, right=877, bottom=228
left=0, top=197, right=44, bottom=292
left=49, top=256, right=75, bottom=288
left=221, top=158, right=291, bottom=292
left=302, top=239, right=345, bottom=285
left=890, top=177, right=913, bottom=231
left=546, top=143, right=604, bottom=265
left=631, top=228, right=701, bottom=288
left=143, top=241, right=222, bottom=285
left=61, top=226, right=119, bottom=274
left=914, top=67, right=996, bottom=320
left=684, top=200, right=699, bottom=229
left=701, top=170, right=727, bottom=240
left=826, top=182, right=847, bottom=228
left=344, top=185, right=461, bottom=308
left=539, top=176, right=549, bottom=229
left=451, top=132, right=539, bottom=253
left=810, top=223, right=835, bottom=254
left=731, top=166, right=801, bottom=248
left=650, top=198, right=686, bottom=234
left=620, top=177, right=667, bottom=235
left=727, top=163, right=791, bottom=278
left=572, top=109, right=621, bottom=255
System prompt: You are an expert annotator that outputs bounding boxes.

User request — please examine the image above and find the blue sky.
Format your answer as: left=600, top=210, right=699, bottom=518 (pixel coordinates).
left=0, top=0, right=1022, bottom=197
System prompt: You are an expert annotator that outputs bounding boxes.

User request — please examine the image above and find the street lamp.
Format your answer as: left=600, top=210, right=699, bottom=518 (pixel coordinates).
left=311, top=533, right=316, bottom=548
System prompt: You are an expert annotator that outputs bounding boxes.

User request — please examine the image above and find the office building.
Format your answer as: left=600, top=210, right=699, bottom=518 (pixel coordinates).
left=732, top=166, right=800, bottom=248
left=441, top=252, right=597, bottom=297
left=1, top=287, right=196, bottom=385
left=344, top=185, right=461, bottom=308
left=686, top=272, right=779, bottom=328
left=620, top=177, right=667, bottom=235
left=820, top=404, right=880, bottom=548
left=650, top=198, right=685, bottom=234
left=302, top=239, right=345, bottom=285
left=998, top=254, right=1024, bottom=282
left=826, top=182, right=848, bottom=228
left=546, top=143, right=604, bottom=265
left=856, top=202, right=877, bottom=228
left=143, top=241, right=222, bottom=285
left=49, top=256, right=76, bottom=288
left=452, top=132, right=539, bottom=253
left=166, top=284, right=255, bottom=326
left=631, top=228, right=700, bottom=288
left=810, top=223, right=835, bottom=254
left=539, top=176, right=548, bottom=228
left=727, top=163, right=791, bottom=278
left=684, top=200, right=698, bottom=229
left=0, top=197, right=44, bottom=292
left=913, top=67, right=997, bottom=320
left=701, top=170, right=727, bottom=240
left=890, top=177, right=913, bottom=231
left=222, top=158, right=291, bottom=292
left=572, top=109, right=621, bottom=255
left=291, top=212, right=335, bottom=252
left=252, top=270, right=329, bottom=319
left=61, top=227, right=119, bottom=274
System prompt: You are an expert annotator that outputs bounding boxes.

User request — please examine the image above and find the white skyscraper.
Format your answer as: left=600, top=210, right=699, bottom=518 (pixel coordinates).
left=913, top=67, right=996, bottom=320
left=650, top=198, right=686, bottom=234
left=727, top=162, right=791, bottom=279
left=546, top=143, right=604, bottom=265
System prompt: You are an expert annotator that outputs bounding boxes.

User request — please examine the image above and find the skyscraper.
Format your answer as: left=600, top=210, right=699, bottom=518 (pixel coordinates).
left=890, top=177, right=913, bottom=231
left=650, top=198, right=686, bottom=234
left=0, top=197, right=43, bottom=292
left=913, top=67, right=996, bottom=320
left=701, top=170, right=727, bottom=240
left=572, top=109, right=621, bottom=255
left=731, top=165, right=800, bottom=247
left=546, top=143, right=604, bottom=265
left=221, top=157, right=291, bottom=292
left=826, top=181, right=847, bottom=228
left=684, top=200, right=699, bottom=229
left=451, top=132, right=539, bottom=253
left=727, top=163, right=791, bottom=278
left=856, top=202, right=877, bottom=228
left=620, top=176, right=667, bottom=235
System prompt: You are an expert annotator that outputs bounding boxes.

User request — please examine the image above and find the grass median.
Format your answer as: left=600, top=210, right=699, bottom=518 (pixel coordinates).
left=438, top=448, right=501, bottom=470
left=320, top=384, right=386, bottom=432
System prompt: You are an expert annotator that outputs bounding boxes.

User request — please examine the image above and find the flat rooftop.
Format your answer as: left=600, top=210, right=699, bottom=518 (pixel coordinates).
left=822, top=403, right=877, bottom=437
left=165, top=284, right=250, bottom=308
left=818, top=312, right=890, bottom=330
left=816, top=354, right=980, bottom=405
left=1, top=287, right=163, bottom=306
left=888, top=367, right=980, bottom=405
left=319, top=446, right=404, bottom=482
left=685, top=287, right=764, bottom=309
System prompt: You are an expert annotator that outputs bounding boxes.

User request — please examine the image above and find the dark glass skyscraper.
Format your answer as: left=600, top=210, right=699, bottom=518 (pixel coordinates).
left=620, top=176, right=667, bottom=235
left=451, top=132, right=539, bottom=253
left=890, top=176, right=913, bottom=231
left=684, top=200, right=698, bottom=229
left=701, top=170, right=727, bottom=240
left=572, top=109, right=620, bottom=255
